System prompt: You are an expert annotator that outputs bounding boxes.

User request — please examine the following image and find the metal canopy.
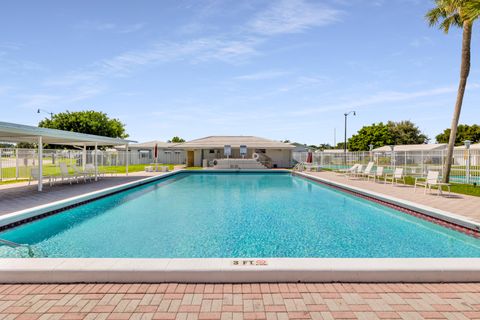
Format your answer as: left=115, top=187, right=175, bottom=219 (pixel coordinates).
left=0, top=121, right=135, bottom=192
left=0, top=121, right=136, bottom=146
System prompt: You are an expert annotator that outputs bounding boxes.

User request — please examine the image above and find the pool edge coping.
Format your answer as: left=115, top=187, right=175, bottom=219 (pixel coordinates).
left=294, top=171, right=480, bottom=233
left=1, top=258, right=480, bottom=283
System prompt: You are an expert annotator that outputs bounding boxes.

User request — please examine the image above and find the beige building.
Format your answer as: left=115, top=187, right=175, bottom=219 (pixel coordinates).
left=179, top=136, right=295, bottom=168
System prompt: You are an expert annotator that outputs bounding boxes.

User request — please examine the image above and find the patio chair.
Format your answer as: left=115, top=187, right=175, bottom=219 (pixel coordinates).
left=59, top=162, right=79, bottom=184
left=384, top=168, right=406, bottom=185
left=85, top=163, right=116, bottom=178
left=72, top=165, right=91, bottom=183
left=367, top=166, right=384, bottom=182
left=414, top=171, right=451, bottom=195
left=28, top=167, right=55, bottom=187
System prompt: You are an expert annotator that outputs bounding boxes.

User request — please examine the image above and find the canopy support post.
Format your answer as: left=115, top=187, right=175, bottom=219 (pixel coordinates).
left=125, top=144, right=129, bottom=176
left=38, top=136, right=43, bottom=192
left=82, top=144, right=86, bottom=170
left=94, top=143, right=98, bottom=181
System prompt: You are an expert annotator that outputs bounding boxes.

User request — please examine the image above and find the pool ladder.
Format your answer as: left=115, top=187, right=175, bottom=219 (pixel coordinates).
left=0, top=238, right=35, bottom=257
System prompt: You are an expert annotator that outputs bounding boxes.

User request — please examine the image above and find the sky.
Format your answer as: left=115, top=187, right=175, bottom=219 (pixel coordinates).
left=1, top=0, right=479, bottom=145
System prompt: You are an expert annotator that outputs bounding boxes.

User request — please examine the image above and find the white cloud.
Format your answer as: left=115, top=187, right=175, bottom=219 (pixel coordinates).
left=235, top=70, right=290, bottom=81
left=74, top=21, right=145, bottom=34
left=248, top=0, right=341, bottom=35
left=287, top=85, right=479, bottom=116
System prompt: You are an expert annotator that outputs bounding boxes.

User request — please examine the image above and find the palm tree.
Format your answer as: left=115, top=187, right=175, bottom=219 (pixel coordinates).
left=426, top=0, right=478, bottom=183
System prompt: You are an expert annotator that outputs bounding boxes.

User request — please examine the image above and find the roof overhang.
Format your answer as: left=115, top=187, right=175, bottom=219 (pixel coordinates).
left=0, top=121, right=136, bottom=146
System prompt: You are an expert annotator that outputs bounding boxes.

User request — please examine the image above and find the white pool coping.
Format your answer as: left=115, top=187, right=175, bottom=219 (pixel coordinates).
left=294, top=171, right=480, bottom=232
left=1, top=169, right=480, bottom=283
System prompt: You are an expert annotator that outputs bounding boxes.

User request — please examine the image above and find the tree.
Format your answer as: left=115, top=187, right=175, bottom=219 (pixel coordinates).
left=346, top=121, right=428, bottom=151
left=436, top=124, right=480, bottom=144
left=168, top=136, right=185, bottom=143
left=426, top=0, right=479, bottom=182
left=39, top=110, right=128, bottom=139
left=348, top=122, right=394, bottom=151
left=387, top=121, right=428, bottom=145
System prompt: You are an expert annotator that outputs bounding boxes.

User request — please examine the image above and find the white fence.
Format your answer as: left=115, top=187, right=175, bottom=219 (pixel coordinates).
left=0, top=148, right=185, bottom=181
left=293, top=149, right=480, bottom=185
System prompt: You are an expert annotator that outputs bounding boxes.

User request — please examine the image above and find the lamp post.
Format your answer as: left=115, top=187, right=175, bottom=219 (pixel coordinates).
left=465, top=140, right=471, bottom=184
left=343, top=110, right=356, bottom=165
left=37, top=109, right=54, bottom=118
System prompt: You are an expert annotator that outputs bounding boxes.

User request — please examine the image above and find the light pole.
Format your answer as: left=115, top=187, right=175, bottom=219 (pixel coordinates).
left=344, top=110, right=356, bottom=164
left=37, top=109, right=54, bottom=118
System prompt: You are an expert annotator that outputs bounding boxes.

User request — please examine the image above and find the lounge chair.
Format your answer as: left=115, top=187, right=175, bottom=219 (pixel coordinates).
left=358, top=162, right=375, bottom=179
left=338, top=164, right=359, bottom=176
left=347, top=164, right=364, bottom=179
left=367, top=166, right=384, bottom=182
left=59, top=162, right=79, bottom=184
left=414, top=171, right=451, bottom=195
left=28, top=167, right=55, bottom=187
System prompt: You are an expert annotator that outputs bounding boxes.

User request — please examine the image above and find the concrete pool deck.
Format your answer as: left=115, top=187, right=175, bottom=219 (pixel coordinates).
left=300, top=171, right=480, bottom=224
left=0, top=171, right=168, bottom=216
left=0, top=282, right=478, bottom=320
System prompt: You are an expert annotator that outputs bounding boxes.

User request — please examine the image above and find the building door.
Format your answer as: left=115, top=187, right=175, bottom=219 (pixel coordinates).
left=187, top=151, right=194, bottom=167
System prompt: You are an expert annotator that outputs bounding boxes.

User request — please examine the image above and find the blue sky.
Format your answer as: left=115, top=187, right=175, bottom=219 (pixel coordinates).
left=1, top=0, right=479, bottom=145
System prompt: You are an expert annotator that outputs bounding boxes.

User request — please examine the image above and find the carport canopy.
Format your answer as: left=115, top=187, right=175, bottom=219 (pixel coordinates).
left=0, top=121, right=136, bottom=191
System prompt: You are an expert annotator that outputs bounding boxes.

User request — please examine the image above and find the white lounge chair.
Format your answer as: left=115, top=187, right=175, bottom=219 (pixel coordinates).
left=384, top=168, right=406, bottom=185
left=338, top=164, right=359, bottom=176
left=59, top=162, right=79, bottom=184
left=368, top=166, right=384, bottom=182
left=359, top=162, right=375, bottom=179
left=347, top=164, right=364, bottom=179
left=414, top=171, right=451, bottom=195
left=28, top=167, right=55, bottom=187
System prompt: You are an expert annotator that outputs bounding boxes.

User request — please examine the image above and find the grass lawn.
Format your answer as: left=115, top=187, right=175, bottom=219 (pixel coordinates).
left=403, top=176, right=480, bottom=197
left=0, top=163, right=177, bottom=184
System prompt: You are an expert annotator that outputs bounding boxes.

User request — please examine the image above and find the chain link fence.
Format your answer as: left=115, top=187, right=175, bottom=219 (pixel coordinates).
left=293, top=149, right=480, bottom=185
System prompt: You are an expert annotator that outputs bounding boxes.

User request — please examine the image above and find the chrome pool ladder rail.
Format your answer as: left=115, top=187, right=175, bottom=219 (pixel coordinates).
left=0, top=238, right=35, bottom=257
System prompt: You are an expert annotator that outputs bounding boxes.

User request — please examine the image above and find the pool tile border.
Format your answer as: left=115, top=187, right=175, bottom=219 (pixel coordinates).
left=295, top=172, right=480, bottom=238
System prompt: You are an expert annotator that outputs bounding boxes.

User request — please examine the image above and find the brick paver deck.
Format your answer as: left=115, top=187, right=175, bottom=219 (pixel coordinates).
left=304, top=171, right=480, bottom=223
left=0, top=172, right=163, bottom=215
left=0, top=283, right=478, bottom=320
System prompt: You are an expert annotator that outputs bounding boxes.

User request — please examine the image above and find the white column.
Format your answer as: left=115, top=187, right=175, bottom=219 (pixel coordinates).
left=125, top=144, right=129, bottom=176
left=15, top=148, right=19, bottom=179
left=38, top=136, right=43, bottom=192
left=82, top=145, right=87, bottom=170
left=94, top=143, right=98, bottom=181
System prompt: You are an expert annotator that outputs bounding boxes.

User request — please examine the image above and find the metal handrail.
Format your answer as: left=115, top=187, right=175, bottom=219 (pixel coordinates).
left=0, top=238, right=35, bottom=257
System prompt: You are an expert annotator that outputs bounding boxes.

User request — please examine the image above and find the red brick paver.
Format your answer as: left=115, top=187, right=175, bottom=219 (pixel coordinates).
left=0, top=283, right=478, bottom=319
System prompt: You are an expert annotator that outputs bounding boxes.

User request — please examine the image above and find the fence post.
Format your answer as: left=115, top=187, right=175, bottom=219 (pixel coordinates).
left=466, top=147, right=471, bottom=184
left=0, top=149, right=2, bottom=181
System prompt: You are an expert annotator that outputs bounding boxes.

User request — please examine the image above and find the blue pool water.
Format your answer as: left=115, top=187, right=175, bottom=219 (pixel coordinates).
left=1, top=172, right=480, bottom=258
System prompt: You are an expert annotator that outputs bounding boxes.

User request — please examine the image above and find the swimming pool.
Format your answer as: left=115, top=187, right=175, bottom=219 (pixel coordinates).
left=1, top=172, right=480, bottom=258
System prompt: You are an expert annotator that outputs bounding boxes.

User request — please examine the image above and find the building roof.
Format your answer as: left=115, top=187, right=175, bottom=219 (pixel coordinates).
left=178, top=136, right=295, bottom=149
left=0, top=121, right=136, bottom=146
left=116, top=140, right=175, bottom=149
left=454, top=143, right=480, bottom=150
left=321, top=149, right=346, bottom=154
left=373, top=144, right=447, bottom=152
